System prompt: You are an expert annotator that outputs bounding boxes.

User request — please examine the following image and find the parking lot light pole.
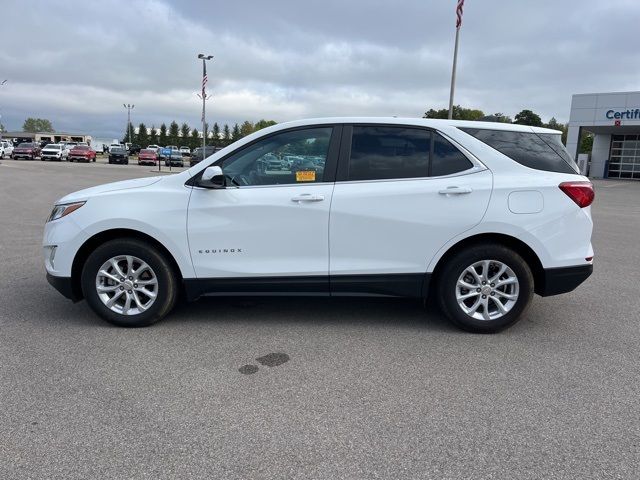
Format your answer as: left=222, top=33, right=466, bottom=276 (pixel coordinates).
left=123, top=104, right=134, bottom=145
left=197, top=54, right=213, bottom=157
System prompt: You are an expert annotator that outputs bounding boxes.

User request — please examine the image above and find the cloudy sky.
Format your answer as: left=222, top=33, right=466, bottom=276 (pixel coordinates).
left=1, top=0, right=639, bottom=138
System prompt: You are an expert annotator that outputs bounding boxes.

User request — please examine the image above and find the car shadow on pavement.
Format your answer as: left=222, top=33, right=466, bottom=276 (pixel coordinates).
left=25, top=279, right=456, bottom=332
left=165, top=295, right=458, bottom=333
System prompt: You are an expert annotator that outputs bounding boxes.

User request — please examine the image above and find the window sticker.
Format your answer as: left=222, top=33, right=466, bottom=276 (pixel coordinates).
left=296, top=170, right=316, bottom=182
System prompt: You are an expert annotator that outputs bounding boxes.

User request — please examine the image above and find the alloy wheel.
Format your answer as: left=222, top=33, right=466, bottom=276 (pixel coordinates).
left=95, top=255, right=158, bottom=316
left=455, top=260, right=519, bottom=321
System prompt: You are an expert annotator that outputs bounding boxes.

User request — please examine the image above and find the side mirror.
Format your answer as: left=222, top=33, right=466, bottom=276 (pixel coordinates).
left=199, top=165, right=225, bottom=188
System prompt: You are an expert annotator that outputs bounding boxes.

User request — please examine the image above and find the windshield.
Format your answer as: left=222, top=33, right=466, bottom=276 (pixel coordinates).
left=111, top=148, right=125, bottom=153
left=18, top=143, right=34, bottom=148
left=45, top=144, right=60, bottom=149
left=74, top=146, right=89, bottom=150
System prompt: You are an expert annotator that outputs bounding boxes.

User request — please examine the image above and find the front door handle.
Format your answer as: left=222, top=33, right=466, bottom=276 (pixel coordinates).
left=291, top=194, right=325, bottom=202
left=438, top=186, right=473, bottom=195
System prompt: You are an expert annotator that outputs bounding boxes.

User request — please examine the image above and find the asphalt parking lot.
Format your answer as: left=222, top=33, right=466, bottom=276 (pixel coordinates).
left=0, top=159, right=639, bottom=479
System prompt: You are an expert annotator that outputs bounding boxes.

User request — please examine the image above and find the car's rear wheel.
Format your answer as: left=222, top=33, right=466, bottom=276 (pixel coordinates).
left=81, top=239, right=178, bottom=327
left=437, top=244, right=533, bottom=333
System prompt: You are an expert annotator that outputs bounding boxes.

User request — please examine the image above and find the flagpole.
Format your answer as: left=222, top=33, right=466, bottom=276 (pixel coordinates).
left=448, top=0, right=464, bottom=120
left=448, top=26, right=460, bottom=120
left=197, top=53, right=213, bottom=157
left=201, top=59, right=206, bottom=154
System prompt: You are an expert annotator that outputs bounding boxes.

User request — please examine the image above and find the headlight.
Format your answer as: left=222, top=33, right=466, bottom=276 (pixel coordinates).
left=48, top=202, right=85, bottom=222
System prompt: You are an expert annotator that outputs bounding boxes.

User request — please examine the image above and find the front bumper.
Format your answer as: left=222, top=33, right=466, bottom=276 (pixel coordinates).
left=537, top=264, right=593, bottom=297
left=46, top=273, right=82, bottom=302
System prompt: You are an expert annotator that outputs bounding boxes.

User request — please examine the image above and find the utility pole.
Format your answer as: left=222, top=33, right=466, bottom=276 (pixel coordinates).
left=123, top=104, right=134, bottom=144
left=197, top=54, right=213, bottom=157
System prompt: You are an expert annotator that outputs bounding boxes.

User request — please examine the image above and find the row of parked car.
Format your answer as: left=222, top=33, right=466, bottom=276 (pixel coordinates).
left=1, top=139, right=220, bottom=168
left=105, top=144, right=220, bottom=167
left=1, top=140, right=97, bottom=162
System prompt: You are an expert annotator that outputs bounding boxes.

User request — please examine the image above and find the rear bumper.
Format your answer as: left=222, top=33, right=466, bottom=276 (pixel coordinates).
left=46, top=273, right=82, bottom=302
left=537, top=264, right=593, bottom=297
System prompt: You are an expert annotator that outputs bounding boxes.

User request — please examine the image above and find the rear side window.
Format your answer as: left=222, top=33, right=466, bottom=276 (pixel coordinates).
left=347, top=127, right=474, bottom=181
left=460, top=128, right=579, bottom=174
left=432, top=133, right=474, bottom=176
left=348, top=126, right=430, bottom=181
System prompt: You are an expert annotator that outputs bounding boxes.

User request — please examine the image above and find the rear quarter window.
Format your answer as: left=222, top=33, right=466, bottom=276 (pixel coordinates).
left=460, top=128, right=579, bottom=174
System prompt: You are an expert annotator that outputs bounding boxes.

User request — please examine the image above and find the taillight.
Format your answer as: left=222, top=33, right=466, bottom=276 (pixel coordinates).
left=559, top=181, right=594, bottom=208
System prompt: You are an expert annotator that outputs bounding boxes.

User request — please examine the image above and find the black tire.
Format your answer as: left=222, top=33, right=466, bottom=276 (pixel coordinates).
left=81, top=238, right=179, bottom=327
left=437, top=244, right=534, bottom=333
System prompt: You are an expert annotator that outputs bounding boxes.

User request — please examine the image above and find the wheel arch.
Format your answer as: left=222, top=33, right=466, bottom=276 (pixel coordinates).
left=428, top=233, right=545, bottom=297
left=70, top=228, right=184, bottom=301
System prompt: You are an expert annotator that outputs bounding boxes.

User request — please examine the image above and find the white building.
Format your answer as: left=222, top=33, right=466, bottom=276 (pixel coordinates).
left=567, top=91, right=640, bottom=180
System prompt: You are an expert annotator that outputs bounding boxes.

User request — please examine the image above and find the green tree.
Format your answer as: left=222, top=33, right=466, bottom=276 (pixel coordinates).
left=423, top=106, right=484, bottom=120
left=137, top=123, right=148, bottom=147
left=0, top=123, right=6, bottom=133
left=212, top=123, right=220, bottom=147
left=231, top=123, right=241, bottom=141
left=545, top=117, right=568, bottom=144
left=190, top=128, right=200, bottom=149
left=254, top=119, right=277, bottom=131
left=514, top=109, right=543, bottom=127
left=135, top=122, right=149, bottom=148
left=22, top=117, right=54, bottom=132
left=240, top=121, right=254, bottom=138
left=480, top=112, right=512, bottom=123
left=159, top=123, right=168, bottom=146
left=222, top=124, right=231, bottom=145
left=579, top=133, right=594, bottom=154
left=168, top=121, right=180, bottom=146
left=122, top=122, right=136, bottom=143
left=180, top=123, right=190, bottom=146
left=149, top=126, right=158, bottom=145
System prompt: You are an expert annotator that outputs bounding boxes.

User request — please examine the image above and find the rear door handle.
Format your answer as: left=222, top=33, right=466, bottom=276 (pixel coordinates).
left=438, top=186, right=473, bottom=195
left=291, top=194, right=325, bottom=202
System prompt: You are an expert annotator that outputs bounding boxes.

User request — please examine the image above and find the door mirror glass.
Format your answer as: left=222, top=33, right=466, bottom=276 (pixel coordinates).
left=199, top=166, right=225, bottom=188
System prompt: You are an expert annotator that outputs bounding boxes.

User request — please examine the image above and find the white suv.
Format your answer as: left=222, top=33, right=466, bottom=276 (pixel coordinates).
left=43, top=118, right=594, bottom=332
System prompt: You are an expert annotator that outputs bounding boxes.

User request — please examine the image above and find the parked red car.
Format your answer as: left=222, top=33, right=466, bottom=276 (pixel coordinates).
left=138, top=149, right=159, bottom=166
left=11, top=142, right=41, bottom=160
left=68, top=145, right=96, bottom=163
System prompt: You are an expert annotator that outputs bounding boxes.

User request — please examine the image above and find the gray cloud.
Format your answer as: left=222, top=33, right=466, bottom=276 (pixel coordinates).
left=1, top=0, right=638, bottom=138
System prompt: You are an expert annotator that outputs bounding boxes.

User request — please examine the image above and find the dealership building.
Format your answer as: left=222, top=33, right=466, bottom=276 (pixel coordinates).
left=567, top=91, right=640, bottom=180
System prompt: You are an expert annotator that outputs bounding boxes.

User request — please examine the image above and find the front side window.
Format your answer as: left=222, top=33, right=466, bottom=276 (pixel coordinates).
left=221, top=127, right=332, bottom=186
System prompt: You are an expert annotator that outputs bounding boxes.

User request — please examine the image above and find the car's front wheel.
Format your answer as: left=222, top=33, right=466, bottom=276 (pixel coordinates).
left=437, top=244, right=533, bottom=333
left=81, top=239, right=178, bottom=327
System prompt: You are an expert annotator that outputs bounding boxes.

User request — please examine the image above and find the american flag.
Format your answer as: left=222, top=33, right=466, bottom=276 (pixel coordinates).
left=202, top=62, right=208, bottom=96
left=201, top=62, right=208, bottom=122
left=456, top=0, right=464, bottom=29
